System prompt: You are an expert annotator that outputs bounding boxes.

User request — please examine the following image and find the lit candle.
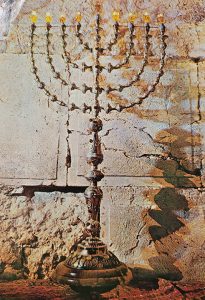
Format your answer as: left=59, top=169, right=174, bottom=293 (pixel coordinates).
left=59, top=15, right=66, bottom=24
left=75, top=12, right=82, bottom=23
left=45, top=12, right=52, bottom=24
left=128, top=13, right=137, bottom=23
left=30, top=11, right=38, bottom=24
left=143, top=12, right=151, bottom=23
left=112, top=11, right=120, bottom=22
left=157, top=14, right=165, bottom=24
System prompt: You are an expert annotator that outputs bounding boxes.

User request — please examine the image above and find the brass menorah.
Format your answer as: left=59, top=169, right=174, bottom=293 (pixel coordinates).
left=29, top=9, right=167, bottom=293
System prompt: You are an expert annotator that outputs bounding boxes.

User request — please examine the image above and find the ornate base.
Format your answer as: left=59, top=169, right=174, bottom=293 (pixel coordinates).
left=52, top=237, right=133, bottom=293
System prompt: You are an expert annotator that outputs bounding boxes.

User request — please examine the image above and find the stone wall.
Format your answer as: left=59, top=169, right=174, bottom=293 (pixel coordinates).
left=0, top=0, right=204, bottom=282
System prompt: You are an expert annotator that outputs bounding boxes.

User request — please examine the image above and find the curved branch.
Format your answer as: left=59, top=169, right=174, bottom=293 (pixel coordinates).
left=61, top=24, right=72, bottom=88
left=30, top=24, right=67, bottom=107
left=76, top=23, right=93, bottom=53
left=46, top=24, right=68, bottom=86
left=105, top=23, right=135, bottom=73
left=105, top=24, right=151, bottom=93
left=103, top=22, right=120, bottom=52
left=61, top=24, right=80, bottom=70
left=61, top=24, right=93, bottom=72
left=104, top=24, right=167, bottom=113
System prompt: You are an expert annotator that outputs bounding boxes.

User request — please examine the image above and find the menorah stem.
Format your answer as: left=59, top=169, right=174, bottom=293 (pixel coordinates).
left=83, top=13, right=104, bottom=237
left=82, top=14, right=104, bottom=239
left=85, top=119, right=103, bottom=238
left=94, top=13, right=101, bottom=117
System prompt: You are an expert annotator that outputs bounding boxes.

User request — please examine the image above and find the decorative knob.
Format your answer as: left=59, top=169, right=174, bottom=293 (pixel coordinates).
left=89, top=118, right=103, bottom=132
left=87, top=151, right=103, bottom=165
left=85, top=187, right=103, bottom=200
left=85, top=169, right=104, bottom=182
left=85, top=220, right=101, bottom=237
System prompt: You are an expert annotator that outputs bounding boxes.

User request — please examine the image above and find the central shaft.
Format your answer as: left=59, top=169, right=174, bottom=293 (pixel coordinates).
left=84, top=13, right=104, bottom=238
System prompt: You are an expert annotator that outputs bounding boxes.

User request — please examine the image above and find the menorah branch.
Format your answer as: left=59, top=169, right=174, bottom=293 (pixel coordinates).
left=71, top=82, right=93, bottom=94
left=46, top=24, right=68, bottom=86
left=103, top=21, right=120, bottom=52
left=61, top=24, right=80, bottom=70
left=104, top=23, right=151, bottom=95
left=104, top=24, right=167, bottom=113
left=61, top=24, right=94, bottom=74
left=105, top=22, right=135, bottom=73
left=30, top=24, right=67, bottom=107
left=76, top=22, right=93, bottom=53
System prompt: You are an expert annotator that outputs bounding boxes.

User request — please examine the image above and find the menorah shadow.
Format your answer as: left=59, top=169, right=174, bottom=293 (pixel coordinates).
left=128, top=131, right=201, bottom=284
left=124, top=83, right=202, bottom=283
left=147, top=125, right=201, bottom=281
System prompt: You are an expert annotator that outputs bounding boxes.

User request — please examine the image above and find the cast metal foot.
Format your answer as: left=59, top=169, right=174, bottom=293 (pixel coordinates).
left=52, top=237, right=133, bottom=293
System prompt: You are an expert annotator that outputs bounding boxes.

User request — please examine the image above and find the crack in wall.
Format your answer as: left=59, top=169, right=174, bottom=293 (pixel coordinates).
left=102, top=142, right=202, bottom=178
left=126, top=223, right=146, bottom=255
left=139, top=152, right=202, bottom=177
left=125, top=209, right=151, bottom=255
left=55, top=135, right=60, bottom=180
left=189, top=56, right=203, bottom=188
left=191, top=57, right=202, bottom=124
left=139, top=127, right=167, bottom=153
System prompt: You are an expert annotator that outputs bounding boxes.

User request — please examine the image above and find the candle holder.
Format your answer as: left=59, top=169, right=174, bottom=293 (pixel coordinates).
left=29, top=9, right=167, bottom=293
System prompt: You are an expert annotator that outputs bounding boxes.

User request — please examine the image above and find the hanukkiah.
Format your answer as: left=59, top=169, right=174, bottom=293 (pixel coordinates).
left=29, top=8, right=167, bottom=293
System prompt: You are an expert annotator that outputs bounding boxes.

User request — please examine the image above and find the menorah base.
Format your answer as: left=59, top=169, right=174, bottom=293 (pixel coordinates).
left=51, top=237, right=133, bottom=293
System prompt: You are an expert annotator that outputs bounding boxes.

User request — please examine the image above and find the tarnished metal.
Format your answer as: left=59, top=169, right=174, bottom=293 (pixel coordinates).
left=52, top=237, right=133, bottom=293
left=30, top=24, right=67, bottom=107
left=85, top=169, right=104, bottom=183
left=29, top=9, right=168, bottom=293
left=87, top=130, right=103, bottom=166
left=76, top=22, right=93, bottom=53
left=89, top=118, right=103, bottom=132
left=46, top=24, right=68, bottom=86
left=84, top=186, right=103, bottom=201
left=30, top=16, right=167, bottom=113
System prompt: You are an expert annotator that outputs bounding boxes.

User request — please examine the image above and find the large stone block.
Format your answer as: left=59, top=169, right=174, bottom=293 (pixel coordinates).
left=0, top=53, right=69, bottom=186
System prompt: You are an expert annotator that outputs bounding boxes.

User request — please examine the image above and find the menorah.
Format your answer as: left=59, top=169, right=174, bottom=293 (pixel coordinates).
left=29, top=8, right=167, bottom=293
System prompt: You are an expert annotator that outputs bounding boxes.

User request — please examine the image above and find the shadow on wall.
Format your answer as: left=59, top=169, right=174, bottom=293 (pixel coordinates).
left=147, top=125, right=201, bottom=281
left=131, top=127, right=201, bottom=282
left=108, top=61, right=203, bottom=281
left=148, top=188, right=188, bottom=281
